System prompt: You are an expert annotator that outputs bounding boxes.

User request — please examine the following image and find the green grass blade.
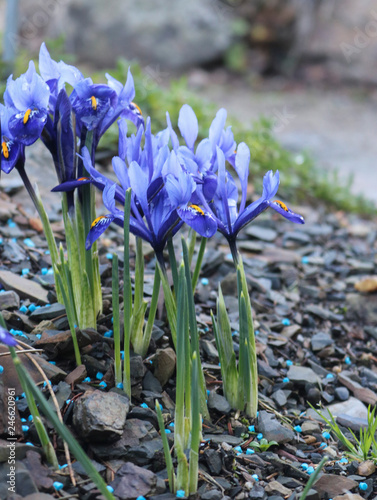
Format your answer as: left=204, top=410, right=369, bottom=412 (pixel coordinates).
left=123, top=189, right=132, bottom=396
left=191, top=237, right=207, bottom=291
left=141, top=266, right=161, bottom=358
left=299, top=455, right=328, bottom=500
left=112, top=253, right=122, bottom=386
left=155, top=400, right=175, bottom=492
left=189, top=351, right=201, bottom=495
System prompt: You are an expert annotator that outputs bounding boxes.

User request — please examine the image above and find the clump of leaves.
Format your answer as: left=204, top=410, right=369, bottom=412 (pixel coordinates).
left=311, top=404, right=377, bottom=462
left=248, top=438, right=278, bottom=452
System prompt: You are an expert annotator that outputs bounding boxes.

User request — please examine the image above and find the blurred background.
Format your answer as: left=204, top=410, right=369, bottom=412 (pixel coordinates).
left=1, top=0, right=377, bottom=215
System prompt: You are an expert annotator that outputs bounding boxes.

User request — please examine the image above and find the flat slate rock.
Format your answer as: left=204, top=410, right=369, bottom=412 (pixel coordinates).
left=29, top=302, right=66, bottom=321
left=305, top=304, right=344, bottom=322
left=286, top=365, right=320, bottom=385
left=0, top=270, right=49, bottom=304
left=314, top=474, right=357, bottom=496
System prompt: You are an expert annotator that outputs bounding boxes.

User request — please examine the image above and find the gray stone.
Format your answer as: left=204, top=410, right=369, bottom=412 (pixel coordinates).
left=130, top=355, right=146, bottom=380
left=204, top=448, right=222, bottom=475
left=311, top=331, right=333, bottom=351
left=29, top=302, right=66, bottom=321
left=153, top=348, right=176, bottom=386
left=0, top=270, right=49, bottom=304
left=2, top=240, right=26, bottom=264
left=338, top=371, right=377, bottom=406
left=334, top=387, right=350, bottom=401
left=265, top=480, right=292, bottom=496
left=272, top=389, right=287, bottom=408
left=336, top=415, right=368, bottom=432
left=0, top=290, right=20, bottom=310
left=246, top=225, right=278, bottom=242
left=313, top=474, right=357, bottom=497
left=202, top=489, right=223, bottom=500
left=143, top=370, right=162, bottom=394
left=346, top=293, right=377, bottom=325
left=73, top=390, right=129, bottom=441
left=124, top=438, right=164, bottom=466
left=110, top=461, right=165, bottom=499
left=305, top=304, right=344, bottom=322
left=208, top=392, right=232, bottom=415
left=301, top=420, right=320, bottom=435
left=204, top=434, right=243, bottom=446
left=359, top=367, right=377, bottom=384
left=248, top=484, right=266, bottom=500
left=287, top=365, right=320, bottom=385
left=257, top=411, right=295, bottom=444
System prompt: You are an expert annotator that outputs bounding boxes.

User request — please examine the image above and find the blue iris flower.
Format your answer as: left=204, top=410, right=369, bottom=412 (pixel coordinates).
left=4, top=61, right=50, bottom=146
left=205, top=145, right=304, bottom=257
left=0, top=104, right=23, bottom=173
left=0, top=326, right=17, bottom=347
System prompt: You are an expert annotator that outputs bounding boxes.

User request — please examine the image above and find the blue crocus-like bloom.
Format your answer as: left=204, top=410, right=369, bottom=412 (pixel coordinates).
left=0, top=104, right=22, bottom=173
left=39, top=42, right=84, bottom=111
left=0, top=326, right=17, bottom=347
left=207, top=145, right=304, bottom=253
left=4, top=61, right=50, bottom=146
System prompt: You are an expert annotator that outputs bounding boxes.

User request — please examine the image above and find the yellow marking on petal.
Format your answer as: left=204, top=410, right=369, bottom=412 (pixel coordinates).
left=91, top=215, right=106, bottom=228
left=91, top=96, right=97, bottom=110
left=131, top=101, right=142, bottom=116
left=2, top=141, right=9, bottom=159
left=274, top=200, right=289, bottom=212
left=77, top=177, right=90, bottom=181
left=23, top=108, right=32, bottom=125
left=189, top=204, right=205, bottom=216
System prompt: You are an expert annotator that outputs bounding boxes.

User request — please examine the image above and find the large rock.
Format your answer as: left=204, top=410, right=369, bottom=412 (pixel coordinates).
left=257, top=410, right=295, bottom=444
left=19, top=0, right=233, bottom=69
left=110, top=461, right=166, bottom=499
left=73, top=390, right=129, bottom=441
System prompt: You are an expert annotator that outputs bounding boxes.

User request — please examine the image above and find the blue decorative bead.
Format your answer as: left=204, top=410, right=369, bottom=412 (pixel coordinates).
left=140, top=403, right=148, bottom=408
left=319, top=442, right=326, bottom=448
left=53, top=482, right=64, bottom=491
left=257, top=433, right=263, bottom=440
left=168, top=422, right=175, bottom=428
left=19, top=305, right=28, bottom=313
left=22, top=425, right=29, bottom=432
left=201, top=278, right=209, bottom=286
left=83, top=377, right=91, bottom=382
left=106, top=253, right=113, bottom=260
left=47, top=268, right=54, bottom=274
left=104, top=330, right=113, bottom=338
left=307, top=466, right=314, bottom=475
left=41, top=268, right=48, bottom=275
left=294, top=425, right=302, bottom=433
left=176, top=490, right=186, bottom=498
left=322, top=431, right=331, bottom=439
left=99, top=381, right=107, bottom=388
left=234, top=446, right=242, bottom=453
left=23, top=238, right=35, bottom=248
left=7, top=219, right=16, bottom=228
left=286, top=360, right=293, bottom=366
left=25, top=442, right=34, bottom=446
left=27, top=415, right=33, bottom=422
left=251, top=474, right=259, bottom=481
left=246, top=448, right=255, bottom=455
left=282, top=318, right=290, bottom=326
left=301, top=463, right=308, bottom=470
left=116, top=382, right=123, bottom=389
left=248, top=425, right=255, bottom=432
left=0, top=366, right=3, bottom=374
left=326, top=373, right=334, bottom=379
left=21, top=418, right=26, bottom=422
left=338, top=457, right=348, bottom=464
left=345, top=356, right=351, bottom=365
left=59, top=464, right=68, bottom=469
left=107, top=485, right=114, bottom=493
left=359, top=483, right=368, bottom=491
left=165, top=429, right=171, bottom=434
left=136, top=497, right=146, bottom=500
left=44, top=250, right=50, bottom=255
left=301, top=256, right=309, bottom=264
left=96, top=372, right=104, bottom=380
left=28, top=304, right=36, bottom=312
left=21, top=268, right=30, bottom=276
left=283, top=377, right=290, bottom=383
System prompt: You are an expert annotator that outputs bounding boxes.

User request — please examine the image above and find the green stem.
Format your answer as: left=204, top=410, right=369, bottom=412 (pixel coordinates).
left=156, top=400, right=175, bottom=492
left=167, top=237, right=179, bottom=293
left=140, top=265, right=161, bottom=358
left=112, top=253, right=121, bottom=386
left=192, top=237, right=207, bottom=291
left=123, top=190, right=132, bottom=397
left=157, top=253, right=177, bottom=347
left=134, top=237, right=144, bottom=315
left=187, top=228, right=197, bottom=267
left=189, top=351, right=201, bottom=495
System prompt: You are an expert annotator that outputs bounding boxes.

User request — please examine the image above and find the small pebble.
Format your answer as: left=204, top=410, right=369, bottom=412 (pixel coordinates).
left=359, top=483, right=368, bottom=491
left=53, top=482, right=64, bottom=491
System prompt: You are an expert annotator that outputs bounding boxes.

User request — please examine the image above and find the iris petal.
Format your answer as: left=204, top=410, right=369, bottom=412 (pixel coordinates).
left=85, top=215, right=115, bottom=250
left=178, top=104, right=198, bottom=151
left=270, top=200, right=305, bottom=224
left=177, top=205, right=217, bottom=238
left=0, top=326, right=17, bottom=347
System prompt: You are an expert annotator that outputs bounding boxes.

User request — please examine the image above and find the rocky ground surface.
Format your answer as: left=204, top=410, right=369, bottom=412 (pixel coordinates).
left=0, top=171, right=377, bottom=500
